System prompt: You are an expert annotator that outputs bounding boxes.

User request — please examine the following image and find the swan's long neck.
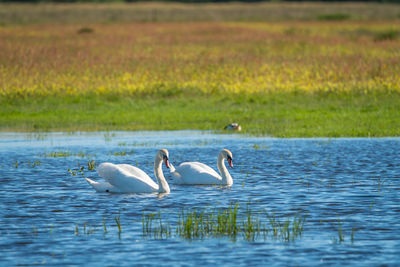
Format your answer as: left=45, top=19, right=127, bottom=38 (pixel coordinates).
left=154, top=156, right=170, bottom=193
left=217, top=153, right=233, bottom=186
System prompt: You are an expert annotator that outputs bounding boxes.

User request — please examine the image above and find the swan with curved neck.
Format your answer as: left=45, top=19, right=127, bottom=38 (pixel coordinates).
left=170, top=149, right=233, bottom=186
left=85, top=149, right=170, bottom=193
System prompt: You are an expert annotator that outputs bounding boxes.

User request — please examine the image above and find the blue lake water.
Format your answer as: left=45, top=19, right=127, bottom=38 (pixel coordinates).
left=0, top=131, right=399, bottom=266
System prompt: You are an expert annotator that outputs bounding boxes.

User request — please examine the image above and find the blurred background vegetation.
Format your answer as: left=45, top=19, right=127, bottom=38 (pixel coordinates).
left=1, top=1, right=400, bottom=25
left=1, top=1, right=399, bottom=135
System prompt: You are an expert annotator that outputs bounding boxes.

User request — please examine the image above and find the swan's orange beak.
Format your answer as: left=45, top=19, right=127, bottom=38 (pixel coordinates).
left=164, top=158, right=170, bottom=169
left=227, top=157, right=233, bottom=168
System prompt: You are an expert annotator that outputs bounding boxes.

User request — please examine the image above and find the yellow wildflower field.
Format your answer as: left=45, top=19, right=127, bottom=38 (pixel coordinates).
left=1, top=21, right=399, bottom=98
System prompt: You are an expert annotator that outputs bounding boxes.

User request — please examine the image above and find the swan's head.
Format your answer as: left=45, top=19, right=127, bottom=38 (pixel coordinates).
left=221, top=149, right=233, bottom=168
left=157, top=149, right=170, bottom=169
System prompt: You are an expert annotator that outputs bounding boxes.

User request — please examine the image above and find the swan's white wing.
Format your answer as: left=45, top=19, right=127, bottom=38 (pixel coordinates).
left=188, top=162, right=220, bottom=177
left=116, top=164, right=156, bottom=185
left=174, top=162, right=222, bottom=185
left=97, top=163, right=158, bottom=193
left=85, top=178, right=121, bottom=193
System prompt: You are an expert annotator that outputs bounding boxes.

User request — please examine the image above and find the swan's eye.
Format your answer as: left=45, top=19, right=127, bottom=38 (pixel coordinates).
left=163, top=155, right=168, bottom=160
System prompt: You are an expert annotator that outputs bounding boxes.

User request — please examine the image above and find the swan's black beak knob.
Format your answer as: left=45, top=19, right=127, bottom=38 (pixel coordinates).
left=163, top=155, right=170, bottom=168
left=227, top=156, right=233, bottom=168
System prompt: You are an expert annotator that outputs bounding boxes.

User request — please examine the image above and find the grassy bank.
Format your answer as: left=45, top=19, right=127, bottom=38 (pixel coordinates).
left=1, top=92, right=399, bottom=137
left=1, top=3, right=399, bottom=136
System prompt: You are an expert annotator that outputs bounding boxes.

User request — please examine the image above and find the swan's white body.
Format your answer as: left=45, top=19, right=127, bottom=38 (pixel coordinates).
left=85, top=149, right=170, bottom=193
left=170, top=149, right=233, bottom=186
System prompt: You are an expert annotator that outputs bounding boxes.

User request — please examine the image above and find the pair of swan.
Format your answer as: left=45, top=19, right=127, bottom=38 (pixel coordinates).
left=85, top=149, right=233, bottom=194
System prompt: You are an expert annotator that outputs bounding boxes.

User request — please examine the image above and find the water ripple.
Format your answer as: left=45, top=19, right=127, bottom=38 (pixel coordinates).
left=0, top=132, right=399, bottom=266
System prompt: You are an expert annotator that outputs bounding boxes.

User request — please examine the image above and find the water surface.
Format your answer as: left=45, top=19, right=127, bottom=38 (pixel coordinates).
left=0, top=131, right=399, bottom=266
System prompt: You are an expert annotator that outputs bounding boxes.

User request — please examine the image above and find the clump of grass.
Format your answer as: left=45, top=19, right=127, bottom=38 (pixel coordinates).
left=30, top=160, right=41, bottom=167
left=83, top=223, right=95, bottom=235
left=252, top=144, right=269, bottom=150
left=268, top=214, right=280, bottom=237
left=77, top=27, right=94, bottom=34
left=74, top=223, right=95, bottom=235
left=143, top=213, right=155, bottom=237
left=242, top=205, right=261, bottom=241
left=87, top=160, right=96, bottom=171
left=374, top=29, right=399, bottom=41
left=43, top=151, right=72, bottom=158
left=42, top=151, right=93, bottom=158
left=68, top=166, right=85, bottom=176
left=14, top=160, right=41, bottom=168
left=143, top=204, right=306, bottom=242
left=143, top=212, right=171, bottom=239
left=317, top=13, right=350, bottom=21
left=112, top=150, right=134, bottom=156
left=292, top=215, right=306, bottom=239
left=175, top=204, right=242, bottom=240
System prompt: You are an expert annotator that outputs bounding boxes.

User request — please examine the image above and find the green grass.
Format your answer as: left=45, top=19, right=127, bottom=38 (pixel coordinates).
left=42, top=151, right=72, bottom=157
left=1, top=92, right=399, bottom=137
left=143, top=204, right=306, bottom=242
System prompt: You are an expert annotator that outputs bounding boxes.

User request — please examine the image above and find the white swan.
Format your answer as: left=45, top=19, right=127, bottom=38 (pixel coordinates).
left=169, top=149, right=233, bottom=186
left=85, top=149, right=170, bottom=193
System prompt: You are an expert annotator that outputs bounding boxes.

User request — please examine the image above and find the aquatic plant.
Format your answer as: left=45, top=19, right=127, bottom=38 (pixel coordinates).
left=103, top=217, right=108, bottom=234
left=42, top=151, right=93, bottom=158
left=87, top=160, right=96, bottom=171
left=338, top=219, right=345, bottom=243
left=143, top=204, right=306, bottom=242
left=68, top=166, right=85, bottom=176
left=143, top=212, right=171, bottom=239
left=115, top=215, right=122, bottom=234
left=44, top=151, right=72, bottom=158
left=112, top=150, right=134, bottom=156
left=74, top=224, right=79, bottom=236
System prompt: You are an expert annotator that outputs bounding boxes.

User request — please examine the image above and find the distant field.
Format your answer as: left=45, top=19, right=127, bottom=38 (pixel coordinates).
left=2, top=21, right=399, bottom=97
left=1, top=2, right=400, bottom=24
left=0, top=3, right=400, bottom=136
